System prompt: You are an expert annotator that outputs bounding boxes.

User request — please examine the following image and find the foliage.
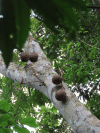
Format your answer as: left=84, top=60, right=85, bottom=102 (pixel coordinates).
left=86, top=93, right=100, bottom=119
left=0, top=74, right=73, bottom=132
left=0, top=99, right=34, bottom=133
left=0, top=51, right=73, bottom=132
left=0, top=0, right=100, bottom=132
left=36, top=105, right=74, bottom=133
left=0, top=0, right=86, bottom=66
left=0, top=0, right=30, bottom=67
left=30, top=0, right=100, bottom=120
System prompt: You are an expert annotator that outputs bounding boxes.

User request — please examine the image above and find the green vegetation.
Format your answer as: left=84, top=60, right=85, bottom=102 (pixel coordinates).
left=0, top=0, right=100, bottom=132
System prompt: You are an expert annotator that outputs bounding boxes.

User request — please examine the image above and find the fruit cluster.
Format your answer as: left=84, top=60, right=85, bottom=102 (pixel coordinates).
left=20, top=52, right=67, bottom=102
left=20, top=52, right=38, bottom=62
left=52, top=75, right=67, bottom=102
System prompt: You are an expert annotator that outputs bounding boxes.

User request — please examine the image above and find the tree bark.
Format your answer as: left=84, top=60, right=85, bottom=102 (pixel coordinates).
left=0, top=33, right=100, bottom=133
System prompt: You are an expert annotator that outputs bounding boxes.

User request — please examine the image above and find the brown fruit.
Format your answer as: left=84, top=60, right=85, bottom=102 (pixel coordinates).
left=55, top=90, right=66, bottom=101
left=52, top=75, right=62, bottom=84
left=20, top=52, right=29, bottom=62
left=29, top=52, right=38, bottom=62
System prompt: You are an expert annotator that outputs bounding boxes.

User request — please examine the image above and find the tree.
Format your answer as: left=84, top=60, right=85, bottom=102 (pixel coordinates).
left=0, top=0, right=87, bottom=67
left=0, top=0, right=100, bottom=132
left=0, top=32, right=100, bottom=132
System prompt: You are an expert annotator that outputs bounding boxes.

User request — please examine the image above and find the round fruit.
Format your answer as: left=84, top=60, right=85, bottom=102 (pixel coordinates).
left=52, top=75, right=62, bottom=84
left=29, top=52, right=38, bottom=62
left=55, top=90, right=66, bottom=101
left=20, top=52, right=29, bottom=62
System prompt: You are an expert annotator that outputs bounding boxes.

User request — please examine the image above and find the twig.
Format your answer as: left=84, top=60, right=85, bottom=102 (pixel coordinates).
left=87, top=6, right=100, bottom=9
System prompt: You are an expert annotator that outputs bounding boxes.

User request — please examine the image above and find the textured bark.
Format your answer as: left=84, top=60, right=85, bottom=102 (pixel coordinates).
left=0, top=33, right=100, bottom=133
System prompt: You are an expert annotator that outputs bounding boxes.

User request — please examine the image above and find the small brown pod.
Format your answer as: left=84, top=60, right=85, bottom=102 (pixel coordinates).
left=20, top=52, right=29, bottom=62
left=55, top=90, right=67, bottom=102
left=29, top=52, right=38, bottom=62
left=52, top=75, right=62, bottom=85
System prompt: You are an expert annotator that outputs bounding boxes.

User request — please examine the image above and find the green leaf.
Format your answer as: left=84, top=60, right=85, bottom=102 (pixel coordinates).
left=4, top=128, right=12, bottom=133
left=67, top=42, right=72, bottom=51
left=25, top=0, right=79, bottom=38
left=0, top=0, right=30, bottom=67
left=7, top=119, right=15, bottom=126
left=20, top=117, right=38, bottom=127
left=0, top=114, right=11, bottom=123
left=0, top=115, right=14, bottom=127
left=0, top=128, right=6, bottom=133
left=0, top=0, right=16, bottom=67
left=53, top=0, right=79, bottom=29
left=14, top=126, right=30, bottom=133
left=69, top=0, right=87, bottom=11
left=54, top=123, right=58, bottom=126
left=0, top=109, right=8, bottom=114
left=89, top=49, right=94, bottom=58
left=0, top=100, right=11, bottom=112
left=12, top=0, right=30, bottom=48
left=39, top=129, right=47, bottom=133
left=0, top=121, right=8, bottom=127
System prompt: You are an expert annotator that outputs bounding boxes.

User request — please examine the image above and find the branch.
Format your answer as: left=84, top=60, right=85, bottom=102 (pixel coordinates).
left=87, top=6, right=100, bottom=9
left=0, top=33, right=100, bottom=132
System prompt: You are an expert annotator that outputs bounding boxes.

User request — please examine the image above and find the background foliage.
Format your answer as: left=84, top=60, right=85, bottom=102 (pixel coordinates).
left=0, top=0, right=86, bottom=67
left=0, top=0, right=100, bottom=132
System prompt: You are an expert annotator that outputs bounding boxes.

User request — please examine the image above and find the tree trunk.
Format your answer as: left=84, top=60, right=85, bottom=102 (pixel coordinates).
left=0, top=33, right=100, bottom=133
